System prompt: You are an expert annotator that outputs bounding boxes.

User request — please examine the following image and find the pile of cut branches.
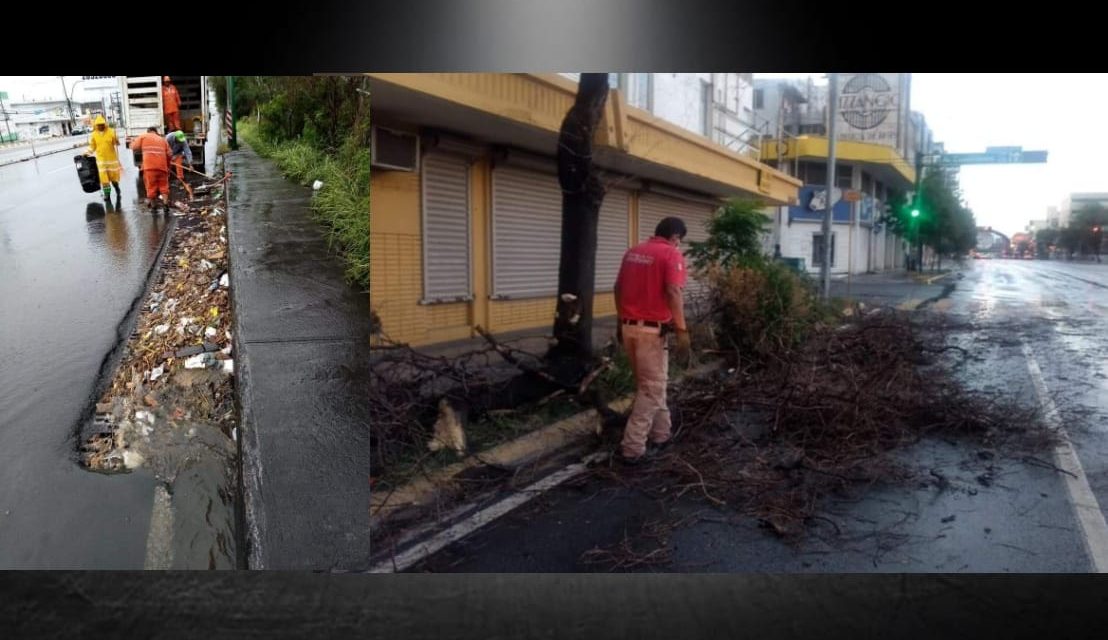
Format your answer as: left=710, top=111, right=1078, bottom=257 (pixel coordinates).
left=581, top=308, right=1066, bottom=569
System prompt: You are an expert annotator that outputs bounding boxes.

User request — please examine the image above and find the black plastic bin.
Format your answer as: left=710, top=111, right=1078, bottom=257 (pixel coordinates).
left=74, top=154, right=100, bottom=193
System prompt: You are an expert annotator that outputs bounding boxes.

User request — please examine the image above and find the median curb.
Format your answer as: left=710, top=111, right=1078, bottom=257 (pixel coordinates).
left=369, top=360, right=724, bottom=529
left=912, top=271, right=955, bottom=286
left=0, top=141, right=87, bottom=168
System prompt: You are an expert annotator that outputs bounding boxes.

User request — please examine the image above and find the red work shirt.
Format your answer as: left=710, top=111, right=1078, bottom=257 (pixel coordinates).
left=615, top=237, right=687, bottom=323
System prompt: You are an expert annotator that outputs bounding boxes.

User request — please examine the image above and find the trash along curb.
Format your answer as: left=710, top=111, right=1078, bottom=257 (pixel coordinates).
left=369, top=360, right=724, bottom=529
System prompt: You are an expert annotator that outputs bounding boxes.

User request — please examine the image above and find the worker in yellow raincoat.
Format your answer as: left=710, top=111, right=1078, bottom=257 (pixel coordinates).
left=86, top=115, right=123, bottom=202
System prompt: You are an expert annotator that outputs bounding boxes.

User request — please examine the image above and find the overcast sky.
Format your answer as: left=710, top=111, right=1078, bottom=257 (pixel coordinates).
left=7, top=74, right=1102, bottom=238
left=0, top=76, right=110, bottom=104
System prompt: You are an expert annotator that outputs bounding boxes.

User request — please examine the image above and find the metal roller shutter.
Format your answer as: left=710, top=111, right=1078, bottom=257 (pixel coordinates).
left=637, top=192, right=717, bottom=298
left=422, top=152, right=471, bottom=301
left=596, top=189, right=630, bottom=292
left=492, top=165, right=563, bottom=299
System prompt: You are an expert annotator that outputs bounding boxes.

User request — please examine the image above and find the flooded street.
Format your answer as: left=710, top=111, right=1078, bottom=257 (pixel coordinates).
left=0, top=104, right=236, bottom=568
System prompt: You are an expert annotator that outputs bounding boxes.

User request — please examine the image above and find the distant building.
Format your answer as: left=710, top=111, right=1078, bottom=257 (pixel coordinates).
left=6, top=99, right=102, bottom=137
left=753, top=73, right=933, bottom=275
left=1057, top=193, right=1108, bottom=228
left=976, top=227, right=1009, bottom=253
left=1027, top=219, right=1052, bottom=234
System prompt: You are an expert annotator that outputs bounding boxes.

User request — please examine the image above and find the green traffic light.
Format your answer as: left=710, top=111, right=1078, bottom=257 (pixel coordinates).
left=911, top=209, right=920, bottom=218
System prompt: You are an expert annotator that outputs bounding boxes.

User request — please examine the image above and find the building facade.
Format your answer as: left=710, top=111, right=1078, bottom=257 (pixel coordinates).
left=6, top=99, right=103, bottom=138
left=1054, top=193, right=1108, bottom=229
left=976, top=227, right=1009, bottom=254
left=753, top=73, right=944, bottom=276
left=368, top=73, right=801, bottom=347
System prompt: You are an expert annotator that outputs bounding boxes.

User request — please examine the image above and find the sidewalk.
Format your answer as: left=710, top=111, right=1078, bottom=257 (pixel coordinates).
left=829, top=269, right=957, bottom=309
left=225, top=145, right=371, bottom=570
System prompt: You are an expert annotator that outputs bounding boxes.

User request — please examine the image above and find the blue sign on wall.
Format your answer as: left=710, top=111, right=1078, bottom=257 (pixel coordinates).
left=789, top=185, right=852, bottom=224
left=859, top=195, right=874, bottom=224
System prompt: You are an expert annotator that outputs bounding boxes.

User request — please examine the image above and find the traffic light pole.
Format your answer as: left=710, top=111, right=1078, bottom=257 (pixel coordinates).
left=914, top=149, right=923, bottom=272
left=821, top=73, right=838, bottom=301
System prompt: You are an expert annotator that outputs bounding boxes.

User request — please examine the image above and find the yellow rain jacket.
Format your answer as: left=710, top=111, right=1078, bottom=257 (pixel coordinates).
left=86, top=115, right=122, bottom=185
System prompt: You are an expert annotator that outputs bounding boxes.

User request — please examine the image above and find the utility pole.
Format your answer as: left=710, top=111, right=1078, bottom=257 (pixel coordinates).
left=0, top=91, right=12, bottom=142
left=59, top=76, right=75, bottom=132
left=821, top=73, right=839, bottom=301
left=912, top=147, right=923, bottom=272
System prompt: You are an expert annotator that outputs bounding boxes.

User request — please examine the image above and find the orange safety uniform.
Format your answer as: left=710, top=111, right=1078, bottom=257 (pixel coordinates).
left=131, top=132, right=172, bottom=202
left=162, top=80, right=182, bottom=132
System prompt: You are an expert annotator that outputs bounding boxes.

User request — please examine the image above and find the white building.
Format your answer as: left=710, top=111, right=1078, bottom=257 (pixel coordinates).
left=753, top=74, right=944, bottom=275
left=1056, top=193, right=1108, bottom=228
left=6, top=99, right=103, bottom=138
left=1027, top=219, right=1052, bottom=234
left=559, top=73, right=764, bottom=158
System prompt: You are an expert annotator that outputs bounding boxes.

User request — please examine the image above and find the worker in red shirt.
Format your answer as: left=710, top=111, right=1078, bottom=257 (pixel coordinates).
left=613, top=216, right=693, bottom=465
left=162, top=76, right=182, bottom=133
left=130, top=126, right=172, bottom=213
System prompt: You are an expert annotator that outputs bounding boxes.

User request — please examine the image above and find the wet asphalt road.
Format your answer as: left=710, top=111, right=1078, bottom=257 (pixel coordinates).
left=0, top=90, right=236, bottom=569
left=0, top=138, right=87, bottom=165
left=408, top=259, right=1108, bottom=572
left=0, top=145, right=167, bottom=567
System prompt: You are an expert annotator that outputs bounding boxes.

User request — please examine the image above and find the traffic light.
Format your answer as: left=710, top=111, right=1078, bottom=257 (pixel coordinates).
left=911, top=208, right=920, bottom=218
left=1094, top=226, right=1102, bottom=233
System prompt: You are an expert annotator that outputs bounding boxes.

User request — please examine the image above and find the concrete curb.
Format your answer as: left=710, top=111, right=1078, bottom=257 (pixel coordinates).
left=370, top=360, right=723, bottom=527
left=913, top=271, right=955, bottom=286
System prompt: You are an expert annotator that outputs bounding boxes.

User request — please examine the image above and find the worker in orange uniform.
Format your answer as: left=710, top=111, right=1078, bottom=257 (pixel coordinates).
left=85, top=115, right=123, bottom=203
left=130, top=126, right=172, bottom=213
left=162, top=76, right=182, bottom=133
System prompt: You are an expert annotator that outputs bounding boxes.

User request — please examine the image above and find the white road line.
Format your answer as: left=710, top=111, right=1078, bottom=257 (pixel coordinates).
left=370, top=463, right=590, bottom=573
left=1022, top=341, right=1108, bottom=572
left=143, top=484, right=175, bottom=570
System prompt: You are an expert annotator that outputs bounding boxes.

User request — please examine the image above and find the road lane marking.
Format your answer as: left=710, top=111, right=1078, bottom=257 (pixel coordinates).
left=1022, top=342, right=1108, bottom=572
left=370, top=463, right=589, bottom=573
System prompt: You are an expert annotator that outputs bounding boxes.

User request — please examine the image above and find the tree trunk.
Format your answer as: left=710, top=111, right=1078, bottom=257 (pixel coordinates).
left=546, top=74, right=609, bottom=373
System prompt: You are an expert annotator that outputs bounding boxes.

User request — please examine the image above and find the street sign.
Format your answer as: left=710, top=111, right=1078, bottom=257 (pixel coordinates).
left=843, top=189, right=862, bottom=202
left=936, top=149, right=1048, bottom=166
